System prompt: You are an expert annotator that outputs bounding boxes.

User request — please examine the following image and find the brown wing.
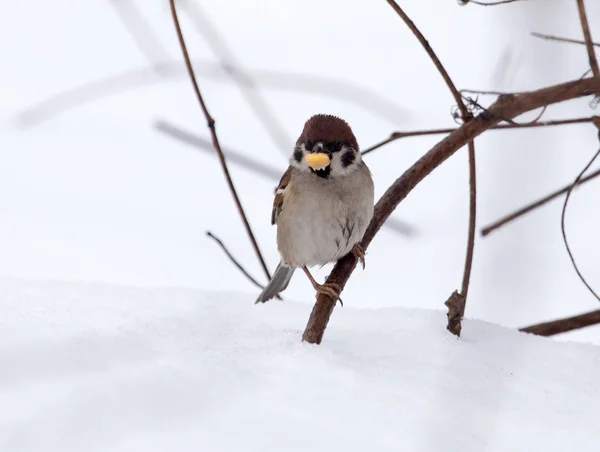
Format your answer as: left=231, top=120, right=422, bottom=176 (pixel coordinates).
left=271, top=166, right=292, bottom=225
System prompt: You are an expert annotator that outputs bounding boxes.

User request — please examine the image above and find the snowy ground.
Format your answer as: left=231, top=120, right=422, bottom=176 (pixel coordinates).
left=1, top=277, right=599, bottom=452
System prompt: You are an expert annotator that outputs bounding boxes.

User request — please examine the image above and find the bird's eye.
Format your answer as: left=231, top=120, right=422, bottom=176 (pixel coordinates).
left=305, top=140, right=314, bottom=151
left=329, top=141, right=343, bottom=153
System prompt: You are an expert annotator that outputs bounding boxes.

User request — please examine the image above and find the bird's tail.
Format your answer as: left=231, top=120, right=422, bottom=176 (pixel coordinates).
left=255, top=262, right=295, bottom=303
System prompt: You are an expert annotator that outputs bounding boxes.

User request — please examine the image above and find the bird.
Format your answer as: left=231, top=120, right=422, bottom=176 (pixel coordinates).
left=255, top=114, right=374, bottom=304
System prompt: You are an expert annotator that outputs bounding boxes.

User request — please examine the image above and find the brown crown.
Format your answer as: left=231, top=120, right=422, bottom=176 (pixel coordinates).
left=295, top=114, right=359, bottom=151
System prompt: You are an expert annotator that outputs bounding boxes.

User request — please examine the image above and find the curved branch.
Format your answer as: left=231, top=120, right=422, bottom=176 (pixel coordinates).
left=362, top=116, right=598, bottom=155
left=169, top=0, right=272, bottom=282
left=302, top=77, right=600, bottom=344
left=385, top=0, right=475, bottom=336
left=561, top=143, right=600, bottom=303
left=386, top=0, right=468, bottom=119
left=576, top=0, right=600, bottom=77
left=481, top=166, right=600, bottom=237
left=179, top=0, right=291, bottom=155
left=531, top=32, right=600, bottom=49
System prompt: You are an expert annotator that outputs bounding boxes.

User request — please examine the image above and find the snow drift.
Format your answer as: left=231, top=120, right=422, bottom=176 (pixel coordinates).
left=1, top=277, right=599, bottom=452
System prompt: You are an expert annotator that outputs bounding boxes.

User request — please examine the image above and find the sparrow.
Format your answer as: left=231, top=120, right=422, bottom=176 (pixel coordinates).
left=255, top=114, right=374, bottom=304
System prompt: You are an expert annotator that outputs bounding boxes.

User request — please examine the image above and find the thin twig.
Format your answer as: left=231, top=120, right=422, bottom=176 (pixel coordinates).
left=179, top=0, right=291, bottom=155
left=519, top=309, right=600, bottom=336
left=302, top=76, right=600, bottom=344
left=154, top=119, right=417, bottom=237
left=206, top=232, right=265, bottom=290
left=576, top=0, right=600, bottom=77
left=385, top=2, right=475, bottom=334
left=169, top=0, right=272, bottom=282
left=386, top=0, right=468, bottom=119
left=362, top=116, right=598, bottom=155
left=517, top=106, right=547, bottom=125
left=561, top=141, right=600, bottom=303
left=532, top=32, right=600, bottom=49
left=481, top=168, right=600, bottom=237
left=461, top=140, right=476, bottom=301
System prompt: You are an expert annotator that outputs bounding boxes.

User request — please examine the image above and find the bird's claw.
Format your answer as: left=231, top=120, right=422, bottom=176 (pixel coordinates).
left=351, top=244, right=366, bottom=270
left=314, top=283, right=344, bottom=307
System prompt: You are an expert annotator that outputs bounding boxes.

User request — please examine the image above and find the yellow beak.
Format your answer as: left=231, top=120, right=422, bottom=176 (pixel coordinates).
left=305, top=152, right=331, bottom=170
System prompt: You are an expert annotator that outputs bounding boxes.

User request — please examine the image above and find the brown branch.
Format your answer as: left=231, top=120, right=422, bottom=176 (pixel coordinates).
left=531, top=32, right=600, bottom=48
left=206, top=231, right=265, bottom=290
left=179, top=0, right=291, bottom=155
left=481, top=167, right=600, bottom=237
left=576, top=0, right=600, bottom=77
left=519, top=309, right=600, bottom=336
left=386, top=0, right=468, bottom=119
left=461, top=140, right=477, bottom=300
left=385, top=0, right=476, bottom=337
left=561, top=143, right=600, bottom=303
left=169, top=0, right=272, bottom=282
left=302, top=76, right=600, bottom=344
left=362, top=116, right=598, bottom=155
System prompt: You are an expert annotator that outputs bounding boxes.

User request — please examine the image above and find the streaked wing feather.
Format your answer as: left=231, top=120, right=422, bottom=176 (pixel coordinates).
left=272, top=167, right=292, bottom=225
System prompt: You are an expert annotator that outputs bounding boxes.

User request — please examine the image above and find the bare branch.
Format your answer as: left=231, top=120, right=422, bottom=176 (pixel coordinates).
left=532, top=32, right=600, bottom=49
left=561, top=138, right=600, bottom=303
left=169, top=0, right=272, bottom=282
left=362, top=116, right=598, bottom=156
left=179, top=0, right=291, bottom=155
left=461, top=140, right=477, bottom=301
left=519, top=309, right=600, bottom=336
left=302, top=76, right=600, bottom=344
left=385, top=0, right=476, bottom=337
left=386, top=0, right=469, bottom=120
left=576, top=0, right=600, bottom=77
left=206, top=231, right=265, bottom=290
left=481, top=168, right=600, bottom=237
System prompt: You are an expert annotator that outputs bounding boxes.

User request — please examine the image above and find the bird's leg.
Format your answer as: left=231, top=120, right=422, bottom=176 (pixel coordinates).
left=351, top=243, right=366, bottom=270
left=302, top=266, right=343, bottom=306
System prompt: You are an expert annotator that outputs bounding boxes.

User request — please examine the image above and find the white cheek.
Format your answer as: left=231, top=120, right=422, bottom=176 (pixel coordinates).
left=289, top=144, right=310, bottom=171
left=331, top=146, right=359, bottom=177
left=290, top=157, right=308, bottom=170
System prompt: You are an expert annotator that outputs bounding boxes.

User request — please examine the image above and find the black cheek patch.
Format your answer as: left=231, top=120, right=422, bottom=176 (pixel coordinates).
left=341, top=150, right=356, bottom=168
left=293, top=147, right=303, bottom=163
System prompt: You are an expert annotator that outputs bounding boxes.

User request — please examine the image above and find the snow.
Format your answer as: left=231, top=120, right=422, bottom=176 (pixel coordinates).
left=1, top=277, right=599, bottom=452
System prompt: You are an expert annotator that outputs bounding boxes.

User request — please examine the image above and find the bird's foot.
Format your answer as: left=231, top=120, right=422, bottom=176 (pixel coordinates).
left=302, top=266, right=343, bottom=306
left=314, top=282, right=344, bottom=307
left=351, top=244, right=366, bottom=270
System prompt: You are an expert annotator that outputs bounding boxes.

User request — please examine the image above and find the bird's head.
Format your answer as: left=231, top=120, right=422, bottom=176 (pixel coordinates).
left=290, top=114, right=362, bottom=179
